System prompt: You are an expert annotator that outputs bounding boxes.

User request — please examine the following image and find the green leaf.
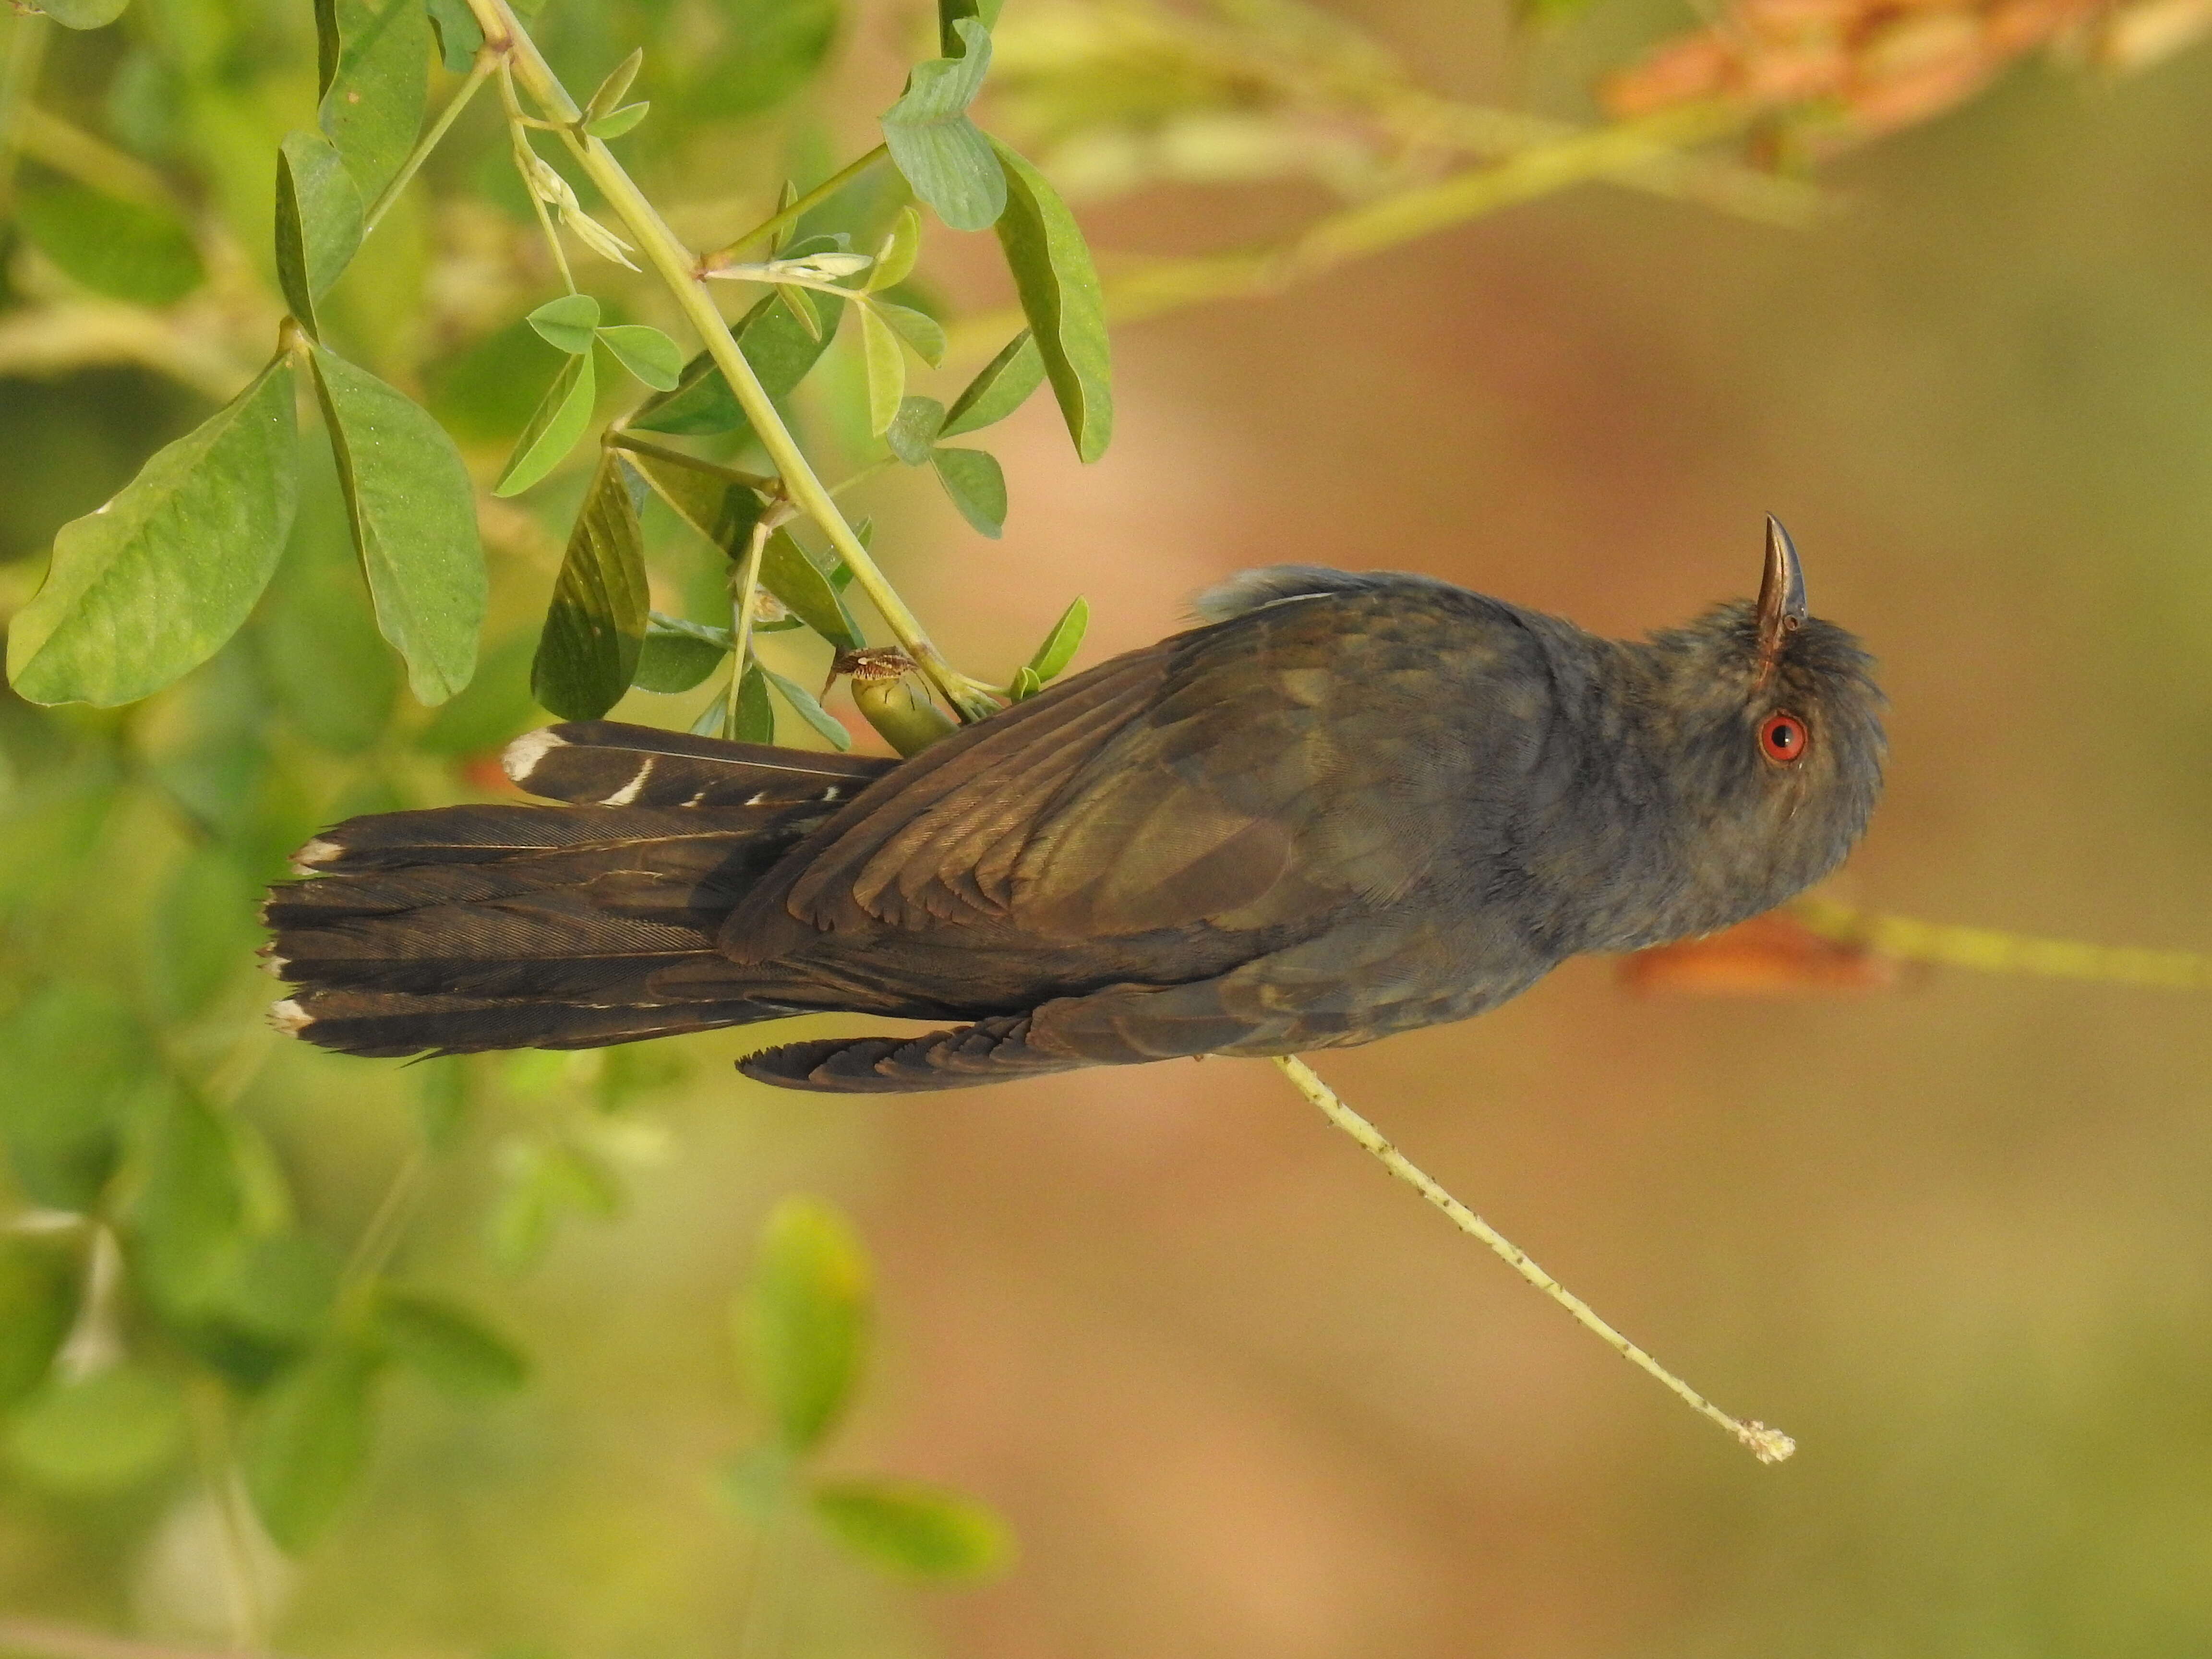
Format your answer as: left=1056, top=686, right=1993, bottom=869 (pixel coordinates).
left=630, top=290, right=841, bottom=437
left=777, top=283, right=823, bottom=341
left=317, top=0, right=431, bottom=203
left=15, top=169, right=202, bottom=306
left=811, top=1478, right=1013, bottom=1579
left=495, top=350, right=597, bottom=497
left=0, top=984, right=149, bottom=1210
left=761, top=666, right=854, bottom=751
left=686, top=0, right=837, bottom=119
left=373, top=1288, right=528, bottom=1397
left=8, top=356, right=297, bottom=708
left=414, top=629, right=543, bottom=756
left=991, top=141, right=1112, bottom=462
left=254, top=478, right=402, bottom=755
left=866, top=206, right=922, bottom=292
left=930, top=446, right=1007, bottom=538
left=597, top=324, right=683, bottom=389
left=879, top=18, right=1004, bottom=233
left=1007, top=664, right=1042, bottom=701
left=25, top=0, right=131, bottom=27
left=244, top=1345, right=382, bottom=1551
left=583, top=101, right=650, bottom=140
left=634, top=615, right=730, bottom=694
left=940, top=330, right=1043, bottom=438
left=935, top=0, right=1006, bottom=55
left=875, top=301, right=946, bottom=367
left=584, top=47, right=643, bottom=122
left=148, top=843, right=261, bottom=1020
left=308, top=342, right=486, bottom=704
left=130, top=1086, right=249, bottom=1319
left=0, top=1237, right=76, bottom=1411
left=733, top=658, right=774, bottom=743
left=761, top=531, right=864, bottom=650
left=886, top=396, right=945, bottom=466
left=423, top=0, right=481, bottom=72
left=624, top=449, right=768, bottom=553
left=724, top=1443, right=795, bottom=1521
left=858, top=303, right=904, bottom=436
left=5, top=1367, right=187, bottom=1493
left=487, top=1139, right=621, bottom=1270
left=742, top=1196, right=870, bottom=1455
left=274, top=131, right=362, bottom=334
left=1025, top=594, right=1088, bottom=681
left=531, top=453, right=649, bottom=721
left=527, top=292, right=602, bottom=354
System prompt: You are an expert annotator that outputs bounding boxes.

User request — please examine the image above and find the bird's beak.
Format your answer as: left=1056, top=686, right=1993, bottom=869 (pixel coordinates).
left=1755, top=514, right=1808, bottom=678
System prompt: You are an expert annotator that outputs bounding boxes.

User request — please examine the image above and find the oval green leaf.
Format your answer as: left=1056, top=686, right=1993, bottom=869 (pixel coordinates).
left=866, top=206, right=923, bottom=293
left=274, top=130, right=362, bottom=334
left=531, top=452, right=648, bottom=720
left=741, top=1196, right=870, bottom=1455
left=875, top=301, right=946, bottom=368
left=811, top=1478, right=1014, bottom=1580
left=1025, top=594, right=1088, bottom=681
left=635, top=613, right=731, bottom=694
left=941, top=331, right=1042, bottom=439
left=858, top=302, right=904, bottom=436
left=597, top=324, right=684, bottom=390
left=527, top=292, right=602, bottom=354
left=584, top=47, right=644, bottom=121
left=879, top=19, right=1005, bottom=233
left=373, top=1288, right=529, bottom=1397
left=760, top=530, right=865, bottom=650
left=991, top=140, right=1112, bottom=462
left=309, top=342, right=486, bottom=703
left=886, top=396, right=945, bottom=466
left=9, top=355, right=299, bottom=708
left=244, top=1345, right=382, bottom=1552
left=0, top=1237, right=77, bottom=1412
left=5, top=1367, right=187, bottom=1493
left=583, top=100, right=650, bottom=140
left=424, top=0, right=481, bottom=71
left=495, top=349, right=597, bottom=497
left=27, top=0, right=131, bottom=27
left=930, top=445, right=1007, bottom=538
left=317, top=0, right=430, bottom=202
left=761, top=665, right=854, bottom=751
left=16, top=169, right=203, bottom=306
left=0, top=983, right=147, bottom=1210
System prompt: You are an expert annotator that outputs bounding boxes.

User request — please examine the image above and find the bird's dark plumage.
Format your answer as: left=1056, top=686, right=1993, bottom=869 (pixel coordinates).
left=266, top=527, right=1885, bottom=1092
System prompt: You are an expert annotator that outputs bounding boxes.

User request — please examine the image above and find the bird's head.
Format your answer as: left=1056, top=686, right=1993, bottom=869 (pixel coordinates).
left=1635, top=517, right=1887, bottom=934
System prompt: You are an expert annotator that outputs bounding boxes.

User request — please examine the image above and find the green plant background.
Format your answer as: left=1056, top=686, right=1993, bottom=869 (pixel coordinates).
left=3, top=0, right=2212, bottom=1654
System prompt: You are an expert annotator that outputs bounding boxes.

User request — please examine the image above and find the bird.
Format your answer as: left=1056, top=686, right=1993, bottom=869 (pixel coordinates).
left=264, top=517, right=1885, bottom=1093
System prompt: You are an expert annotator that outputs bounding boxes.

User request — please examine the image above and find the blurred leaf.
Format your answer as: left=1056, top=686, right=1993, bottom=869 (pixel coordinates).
left=742, top=1195, right=870, bottom=1455
left=858, top=303, right=904, bottom=436
left=763, top=531, right=864, bottom=650
left=584, top=47, right=643, bottom=122
left=886, top=396, right=945, bottom=465
left=148, top=842, right=261, bottom=1021
left=761, top=666, right=853, bottom=751
left=26, top=0, right=131, bottom=26
left=1025, top=595, right=1088, bottom=681
left=867, top=206, right=923, bottom=293
left=875, top=301, right=946, bottom=367
left=991, top=141, right=1112, bottom=462
left=373, top=1288, right=529, bottom=1397
left=531, top=452, right=649, bottom=721
left=489, top=1140, right=622, bottom=1271
left=244, top=1344, right=382, bottom=1551
left=212, top=1232, right=340, bottom=1348
left=15, top=168, right=203, bottom=306
left=930, top=446, right=1006, bottom=537
left=274, top=131, right=363, bottom=334
left=0, top=1237, right=78, bottom=1412
left=130, top=1086, right=247, bottom=1317
left=584, top=101, right=649, bottom=139
left=413, top=1056, right=471, bottom=1149
left=5, top=1367, right=187, bottom=1493
left=309, top=342, right=485, bottom=704
left=941, top=330, right=1043, bottom=438
left=597, top=325, right=683, bottom=390
left=414, top=629, right=543, bottom=757
left=0, top=984, right=151, bottom=1210
left=496, top=352, right=598, bottom=497
left=527, top=293, right=601, bottom=354
left=631, top=291, right=840, bottom=437
left=255, top=466, right=402, bottom=753
left=879, top=18, right=1004, bottom=233
left=8, top=356, right=299, bottom=708
left=425, top=317, right=565, bottom=445
left=812, top=1477, right=1013, bottom=1579
left=685, top=0, right=837, bottom=119
left=317, top=0, right=431, bottom=203
left=634, top=616, right=729, bottom=694
left=423, top=0, right=481, bottom=72
left=724, top=1443, right=796, bottom=1521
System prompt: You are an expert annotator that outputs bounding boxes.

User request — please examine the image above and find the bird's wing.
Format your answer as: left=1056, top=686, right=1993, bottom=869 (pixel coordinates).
left=721, top=584, right=1504, bottom=960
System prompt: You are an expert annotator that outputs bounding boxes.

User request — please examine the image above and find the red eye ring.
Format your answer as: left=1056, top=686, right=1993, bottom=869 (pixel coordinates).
left=1759, top=710, right=1809, bottom=766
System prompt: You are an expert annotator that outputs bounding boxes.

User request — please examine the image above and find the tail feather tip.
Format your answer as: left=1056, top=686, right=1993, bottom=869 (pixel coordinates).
left=501, top=727, right=566, bottom=787
left=269, top=998, right=311, bottom=1035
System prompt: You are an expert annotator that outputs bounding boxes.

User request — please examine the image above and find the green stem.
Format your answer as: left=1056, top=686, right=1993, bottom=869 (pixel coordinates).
left=726, top=517, right=769, bottom=735
left=464, top=0, right=989, bottom=718
left=1272, top=1055, right=1797, bottom=1466
left=498, top=62, right=576, bottom=292
left=607, top=430, right=772, bottom=490
left=0, top=9, right=51, bottom=216
left=361, top=48, right=496, bottom=237
left=702, top=144, right=890, bottom=271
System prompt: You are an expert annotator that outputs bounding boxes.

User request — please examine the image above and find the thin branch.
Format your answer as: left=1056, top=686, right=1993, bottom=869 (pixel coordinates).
left=726, top=516, right=770, bottom=736
left=606, top=430, right=773, bottom=489
left=1273, top=1055, right=1796, bottom=1465
left=1792, top=898, right=2212, bottom=987
left=15, top=108, right=178, bottom=208
left=0, top=9, right=51, bottom=215
left=462, top=0, right=991, bottom=719
left=361, top=48, right=496, bottom=237
left=702, top=144, right=890, bottom=272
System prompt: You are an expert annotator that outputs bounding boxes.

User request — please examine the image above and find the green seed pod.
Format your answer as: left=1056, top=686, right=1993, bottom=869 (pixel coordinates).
left=840, top=649, right=959, bottom=757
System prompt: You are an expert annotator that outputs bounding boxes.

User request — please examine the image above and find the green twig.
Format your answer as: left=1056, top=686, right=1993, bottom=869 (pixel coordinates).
left=362, top=48, right=497, bottom=237
left=1273, top=1055, right=1796, bottom=1465
left=607, top=430, right=773, bottom=490
left=498, top=61, right=577, bottom=292
left=703, top=144, right=890, bottom=271
left=726, top=516, right=770, bottom=736
left=0, top=9, right=51, bottom=216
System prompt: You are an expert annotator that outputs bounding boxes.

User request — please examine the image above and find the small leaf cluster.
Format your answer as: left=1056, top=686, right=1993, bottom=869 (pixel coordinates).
left=729, top=1198, right=1013, bottom=1584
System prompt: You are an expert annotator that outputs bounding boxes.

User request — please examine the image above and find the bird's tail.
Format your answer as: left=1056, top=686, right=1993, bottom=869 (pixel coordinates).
left=263, top=722, right=896, bottom=1058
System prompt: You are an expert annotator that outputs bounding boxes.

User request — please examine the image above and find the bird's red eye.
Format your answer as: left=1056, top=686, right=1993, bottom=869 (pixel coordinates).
left=1759, top=710, right=1809, bottom=765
